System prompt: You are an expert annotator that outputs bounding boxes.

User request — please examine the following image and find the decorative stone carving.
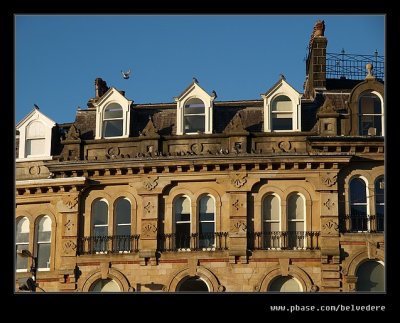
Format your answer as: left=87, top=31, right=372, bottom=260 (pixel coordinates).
left=142, top=176, right=158, bottom=191
left=230, top=172, right=247, bottom=188
left=321, top=173, right=337, bottom=187
left=217, top=285, right=225, bottom=292
left=64, top=219, right=74, bottom=232
left=143, top=201, right=154, bottom=215
left=318, top=97, right=337, bottom=113
left=224, top=113, right=246, bottom=133
left=190, top=143, right=203, bottom=154
left=141, top=222, right=157, bottom=238
left=65, top=124, right=80, bottom=140
left=322, top=219, right=339, bottom=235
left=232, top=199, right=244, bottom=211
left=277, top=140, right=292, bottom=152
left=310, top=285, right=319, bottom=292
left=107, top=147, right=120, bottom=159
left=231, top=220, right=247, bottom=232
left=63, top=240, right=77, bottom=255
left=62, top=195, right=79, bottom=209
left=141, top=118, right=158, bottom=136
left=29, top=166, right=40, bottom=175
left=323, top=198, right=335, bottom=210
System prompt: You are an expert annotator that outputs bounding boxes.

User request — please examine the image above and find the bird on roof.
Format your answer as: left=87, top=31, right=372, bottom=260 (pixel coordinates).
left=121, top=69, right=131, bottom=79
left=33, top=104, right=40, bottom=110
left=211, top=90, right=217, bottom=98
left=193, top=77, right=199, bottom=83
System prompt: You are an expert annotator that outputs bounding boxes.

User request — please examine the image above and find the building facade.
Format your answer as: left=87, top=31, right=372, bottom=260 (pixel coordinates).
left=15, top=20, right=384, bottom=292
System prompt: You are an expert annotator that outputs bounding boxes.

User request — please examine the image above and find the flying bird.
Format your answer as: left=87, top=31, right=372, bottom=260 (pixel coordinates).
left=121, top=69, right=131, bottom=79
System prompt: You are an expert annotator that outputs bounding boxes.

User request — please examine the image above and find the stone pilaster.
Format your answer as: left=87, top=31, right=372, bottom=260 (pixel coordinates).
left=228, top=192, right=248, bottom=264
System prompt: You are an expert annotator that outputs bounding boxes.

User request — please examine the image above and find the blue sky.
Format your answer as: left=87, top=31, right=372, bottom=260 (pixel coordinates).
left=15, top=15, right=384, bottom=124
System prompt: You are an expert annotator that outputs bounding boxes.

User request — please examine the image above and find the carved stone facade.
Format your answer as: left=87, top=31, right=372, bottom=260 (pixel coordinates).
left=15, top=20, right=384, bottom=293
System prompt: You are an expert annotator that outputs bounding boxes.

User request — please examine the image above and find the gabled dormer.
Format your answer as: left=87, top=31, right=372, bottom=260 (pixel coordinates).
left=174, top=79, right=216, bottom=135
left=16, top=107, right=56, bottom=161
left=261, top=76, right=302, bottom=132
left=94, top=87, right=132, bottom=139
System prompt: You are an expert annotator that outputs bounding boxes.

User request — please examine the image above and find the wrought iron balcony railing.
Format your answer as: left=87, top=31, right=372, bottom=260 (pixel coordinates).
left=157, top=232, right=229, bottom=252
left=247, top=231, right=320, bottom=250
left=326, top=51, right=384, bottom=81
left=78, top=235, right=140, bottom=255
left=340, top=215, right=384, bottom=233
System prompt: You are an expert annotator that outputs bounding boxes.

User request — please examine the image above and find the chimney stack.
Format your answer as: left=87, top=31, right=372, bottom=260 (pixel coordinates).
left=95, top=78, right=109, bottom=98
left=304, top=20, right=327, bottom=97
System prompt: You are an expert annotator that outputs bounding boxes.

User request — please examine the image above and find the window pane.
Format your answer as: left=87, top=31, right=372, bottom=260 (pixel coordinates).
left=263, top=195, right=279, bottom=221
left=199, top=222, right=214, bottom=235
left=263, top=222, right=280, bottom=232
left=184, top=116, right=205, bottom=133
left=93, top=200, right=108, bottom=225
left=16, top=218, right=29, bottom=243
left=116, top=225, right=131, bottom=236
left=351, top=205, right=367, bottom=217
left=269, top=276, right=301, bottom=292
left=350, top=178, right=367, bottom=203
left=27, top=121, right=45, bottom=138
left=16, top=244, right=29, bottom=270
left=116, top=199, right=131, bottom=225
left=104, top=104, right=123, bottom=119
left=288, top=221, right=304, bottom=231
left=176, top=213, right=190, bottom=222
left=90, top=279, right=121, bottom=292
left=288, top=194, right=304, bottom=220
left=375, top=177, right=384, bottom=204
left=37, top=243, right=51, bottom=269
left=175, top=196, right=190, bottom=221
left=199, top=196, right=215, bottom=221
left=271, top=117, right=292, bottom=131
left=356, top=261, right=384, bottom=292
left=26, top=138, right=45, bottom=156
left=93, top=226, right=108, bottom=236
left=176, top=223, right=190, bottom=249
left=38, top=231, right=51, bottom=242
left=103, top=120, right=123, bottom=137
left=185, top=99, right=205, bottom=115
left=272, top=96, right=292, bottom=112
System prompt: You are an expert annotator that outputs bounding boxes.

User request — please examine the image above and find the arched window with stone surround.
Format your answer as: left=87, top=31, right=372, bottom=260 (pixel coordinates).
left=268, top=275, right=303, bottom=292
left=356, top=261, right=384, bottom=292
left=92, top=199, right=109, bottom=253
left=349, top=177, right=368, bottom=232
left=198, top=195, right=215, bottom=249
left=114, top=198, right=131, bottom=252
left=287, top=193, right=306, bottom=249
left=90, top=278, right=121, bottom=292
left=262, top=194, right=281, bottom=249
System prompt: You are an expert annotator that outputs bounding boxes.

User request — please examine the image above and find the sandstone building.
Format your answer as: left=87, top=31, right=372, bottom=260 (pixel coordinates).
left=15, top=20, right=384, bottom=292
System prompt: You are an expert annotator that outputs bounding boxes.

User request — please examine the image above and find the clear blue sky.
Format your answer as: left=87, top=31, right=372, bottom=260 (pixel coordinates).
left=15, top=15, right=384, bottom=125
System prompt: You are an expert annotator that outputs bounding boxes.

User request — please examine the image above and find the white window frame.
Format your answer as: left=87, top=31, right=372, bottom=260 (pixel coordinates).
left=114, top=197, right=132, bottom=254
left=174, top=195, right=191, bottom=251
left=102, top=103, right=124, bottom=138
left=287, top=193, right=306, bottom=249
left=262, top=194, right=282, bottom=250
left=92, top=199, right=109, bottom=254
left=36, top=215, right=51, bottom=271
left=16, top=217, right=30, bottom=272
left=349, top=176, right=370, bottom=232
left=183, top=98, right=206, bottom=134
left=358, top=90, right=384, bottom=136
left=198, top=194, right=216, bottom=251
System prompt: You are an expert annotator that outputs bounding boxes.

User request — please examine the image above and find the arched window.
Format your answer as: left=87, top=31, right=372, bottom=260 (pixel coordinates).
left=103, top=103, right=123, bottom=137
left=25, top=121, right=45, bottom=157
left=262, top=194, right=281, bottom=249
left=36, top=216, right=51, bottom=270
left=184, top=98, right=205, bottom=133
left=268, top=275, right=303, bottom=292
left=358, top=92, right=383, bottom=136
left=349, top=177, right=368, bottom=232
left=356, top=261, right=384, bottom=292
left=374, top=176, right=384, bottom=232
left=199, top=195, right=215, bottom=249
left=90, top=279, right=121, bottom=292
left=114, top=198, right=131, bottom=252
left=271, top=95, right=293, bottom=131
left=287, top=193, right=305, bottom=249
left=174, top=196, right=191, bottom=250
left=92, top=199, right=109, bottom=252
left=16, top=217, right=29, bottom=271
left=176, top=276, right=209, bottom=292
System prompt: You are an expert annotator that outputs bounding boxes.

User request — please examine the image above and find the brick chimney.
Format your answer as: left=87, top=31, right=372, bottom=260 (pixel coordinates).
left=304, top=20, right=327, bottom=98
left=95, top=78, right=109, bottom=98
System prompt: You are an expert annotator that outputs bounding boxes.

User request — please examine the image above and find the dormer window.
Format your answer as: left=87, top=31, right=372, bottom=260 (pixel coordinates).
left=94, top=87, right=132, bottom=139
left=16, top=107, right=55, bottom=161
left=184, top=98, right=205, bottom=133
left=175, top=80, right=216, bottom=135
left=261, top=77, right=302, bottom=132
left=358, top=91, right=383, bottom=136
left=271, top=95, right=293, bottom=131
left=103, top=103, right=123, bottom=137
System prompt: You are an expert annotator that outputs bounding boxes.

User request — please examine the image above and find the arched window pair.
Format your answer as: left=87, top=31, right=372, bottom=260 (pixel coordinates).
left=262, top=193, right=306, bottom=249
left=90, top=198, right=134, bottom=253
left=16, top=216, right=51, bottom=272
left=349, top=176, right=384, bottom=232
left=173, top=195, right=215, bottom=250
